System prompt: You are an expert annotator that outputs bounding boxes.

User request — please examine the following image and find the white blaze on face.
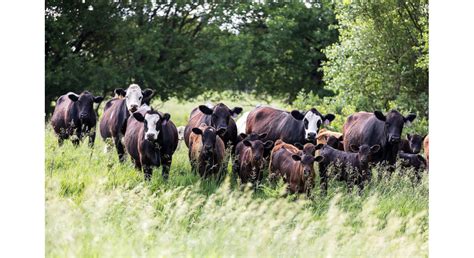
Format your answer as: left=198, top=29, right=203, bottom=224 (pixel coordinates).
left=304, top=111, right=322, bottom=139
left=144, top=113, right=160, bottom=141
left=125, top=84, right=143, bottom=111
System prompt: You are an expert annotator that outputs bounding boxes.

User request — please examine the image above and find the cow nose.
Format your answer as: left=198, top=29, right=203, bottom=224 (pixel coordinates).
left=216, top=127, right=227, bottom=135
left=80, top=113, right=88, bottom=119
left=307, top=132, right=316, bottom=139
left=146, top=133, right=155, bottom=141
left=130, top=105, right=138, bottom=112
left=389, top=135, right=400, bottom=143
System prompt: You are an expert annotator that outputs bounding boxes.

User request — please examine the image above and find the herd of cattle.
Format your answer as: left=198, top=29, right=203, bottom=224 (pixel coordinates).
left=50, top=84, right=429, bottom=195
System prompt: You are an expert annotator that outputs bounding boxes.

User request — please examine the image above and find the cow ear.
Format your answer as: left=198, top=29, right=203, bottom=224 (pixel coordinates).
left=142, top=89, right=155, bottom=103
left=264, top=140, right=274, bottom=149
left=239, top=133, right=247, bottom=139
left=192, top=128, right=203, bottom=135
left=133, top=112, right=145, bottom=122
left=315, top=143, right=324, bottom=150
left=161, top=113, right=171, bottom=125
left=291, top=154, right=302, bottom=161
left=162, top=113, right=171, bottom=121
left=258, top=133, right=267, bottom=139
left=243, top=140, right=252, bottom=147
left=315, top=155, right=325, bottom=163
left=294, top=142, right=304, bottom=150
left=94, top=96, right=104, bottom=103
left=323, top=114, right=336, bottom=125
left=338, top=135, right=344, bottom=141
left=404, top=113, right=417, bottom=124
left=374, top=111, right=386, bottom=121
left=68, top=93, right=79, bottom=102
left=370, top=144, right=381, bottom=154
left=114, top=88, right=126, bottom=97
left=231, top=107, right=243, bottom=118
left=290, top=110, right=304, bottom=120
left=198, top=105, right=213, bottom=115
left=350, top=144, right=360, bottom=152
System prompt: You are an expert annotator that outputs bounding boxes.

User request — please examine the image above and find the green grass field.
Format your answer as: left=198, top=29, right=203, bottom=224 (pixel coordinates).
left=45, top=97, right=428, bottom=257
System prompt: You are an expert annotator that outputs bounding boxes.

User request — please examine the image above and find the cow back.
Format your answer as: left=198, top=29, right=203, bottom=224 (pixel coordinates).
left=247, top=107, right=304, bottom=145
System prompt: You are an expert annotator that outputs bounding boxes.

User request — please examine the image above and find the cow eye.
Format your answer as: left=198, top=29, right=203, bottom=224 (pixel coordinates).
left=304, top=119, right=308, bottom=128
left=139, top=96, right=142, bottom=100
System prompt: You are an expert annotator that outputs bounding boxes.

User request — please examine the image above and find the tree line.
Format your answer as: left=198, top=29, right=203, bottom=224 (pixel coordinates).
left=46, top=0, right=428, bottom=118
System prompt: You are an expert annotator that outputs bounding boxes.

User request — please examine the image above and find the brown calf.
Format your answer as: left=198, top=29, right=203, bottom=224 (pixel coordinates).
left=189, top=124, right=226, bottom=179
left=269, top=140, right=323, bottom=196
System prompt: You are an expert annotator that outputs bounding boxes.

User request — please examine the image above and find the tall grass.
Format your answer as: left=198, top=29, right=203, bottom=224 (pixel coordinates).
left=46, top=96, right=428, bottom=257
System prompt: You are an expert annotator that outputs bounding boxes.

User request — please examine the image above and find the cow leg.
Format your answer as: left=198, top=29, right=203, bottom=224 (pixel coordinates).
left=161, top=154, right=171, bottom=180
left=114, top=136, right=125, bottom=162
left=88, top=129, right=96, bottom=147
left=71, top=127, right=82, bottom=146
left=143, top=166, right=153, bottom=181
left=319, top=164, right=328, bottom=196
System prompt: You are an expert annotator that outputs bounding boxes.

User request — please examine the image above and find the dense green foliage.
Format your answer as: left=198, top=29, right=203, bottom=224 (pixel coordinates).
left=45, top=1, right=339, bottom=113
left=323, top=0, right=429, bottom=117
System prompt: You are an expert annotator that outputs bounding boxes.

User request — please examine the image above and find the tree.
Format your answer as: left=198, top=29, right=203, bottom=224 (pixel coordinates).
left=322, top=0, right=429, bottom=117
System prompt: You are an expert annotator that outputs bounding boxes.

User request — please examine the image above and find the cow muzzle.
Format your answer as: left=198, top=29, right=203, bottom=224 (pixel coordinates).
left=388, top=135, right=401, bottom=143
left=146, top=133, right=157, bottom=141
left=306, top=132, right=316, bottom=141
left=129, top=105, right=138, bottom=113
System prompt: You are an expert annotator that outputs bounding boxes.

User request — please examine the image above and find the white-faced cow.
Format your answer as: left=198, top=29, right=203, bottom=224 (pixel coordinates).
left=51, top=91, right=103, bottom=146
left=183, top=103, right=242, bottom=153
left=123, top=107, right=178, bottom=180
left=99, top=84, right=154, bottom=161
left=246, top=106, right=335, bottom=151
left=343, top=110, right=416, bottom=166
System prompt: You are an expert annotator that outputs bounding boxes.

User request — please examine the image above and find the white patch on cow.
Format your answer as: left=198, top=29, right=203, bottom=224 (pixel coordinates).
left=144, top=113, right=160, bottom=140
left=177, top=126, right=185, bottom=140
left=236, top=111, right=250, bottom=134
left=138, top=104, right=151, bottom=112
left=405, top=120, right=412, bottom=127
left=205, top=102, right=214, bottom=109
left=304, top=111, right=322, bottom=139
left=125, top=84, right=143, bottom=112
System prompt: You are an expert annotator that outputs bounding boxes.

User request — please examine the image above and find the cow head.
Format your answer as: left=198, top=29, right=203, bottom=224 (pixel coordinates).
left=374, top=110, right=416, bottom=144
left=350, top=144, right=381, bottom=165
left=326, top=135, right=343, bottom=150
left=68, top=91, right=103, bottom=124
left=406, top=134, right=424, bottom=154
left=119, top=84, right=155, bottom=113
left=133, top=110, right=170, bottom=142
left=192, top=125, right=224, bottom=155
left=198, top=103, right=242, bottom=134
left=291, top=108, right=335, bottom=142
left=242, top=138, right=273, bottom=167
left=291, top=151, right=324, bottom=178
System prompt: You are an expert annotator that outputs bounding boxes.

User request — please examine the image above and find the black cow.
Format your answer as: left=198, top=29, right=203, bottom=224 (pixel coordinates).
left=51, top=91, right=103, bottom=146
left=317, top=143, right=380, bottom=193
left=124, top=107, right=178, bottom=180
left=184, top=103, right=242, bottom=152
left=398, top=151, right=426, bottom=181
left=246, top=106, right=335, bottom=149
left=400, top=134, right=425, bottom=154
left=99, top=84, right=154, bottom=161
left=343, top=110, right=416, bottom=166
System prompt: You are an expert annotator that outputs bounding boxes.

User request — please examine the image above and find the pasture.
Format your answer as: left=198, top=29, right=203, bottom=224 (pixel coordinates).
left=45, top=96, right=428, bottom=257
